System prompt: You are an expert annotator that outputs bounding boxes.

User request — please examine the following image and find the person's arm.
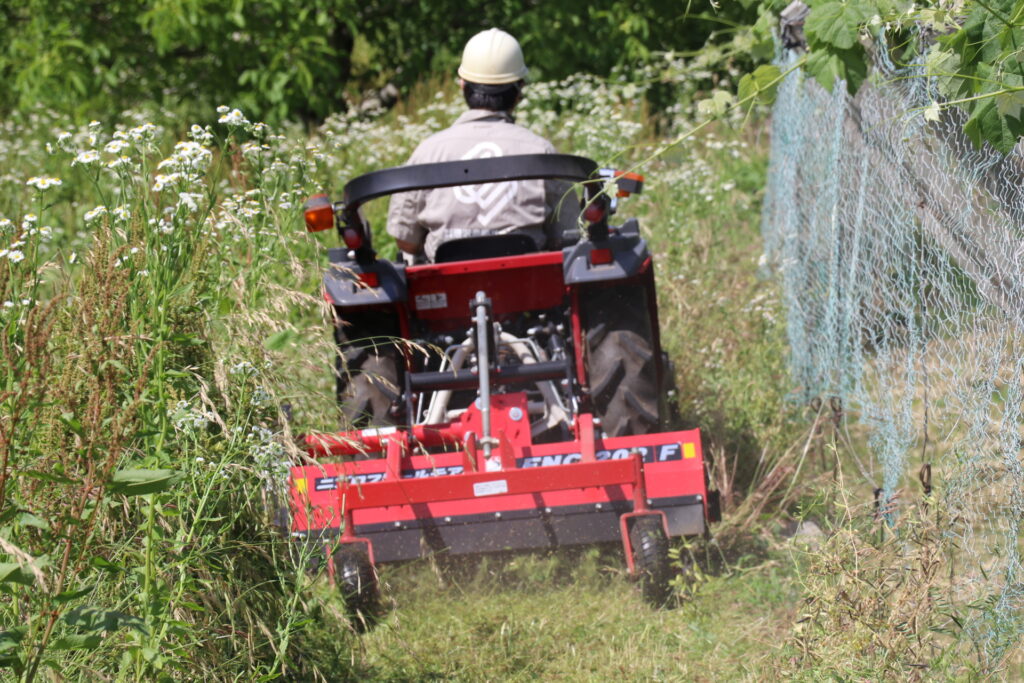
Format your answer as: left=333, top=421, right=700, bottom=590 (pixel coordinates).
left=386, top=143, right=430, bottom=256
left=395, top=238, right=420, bottom=254
left=386, top=187, right=426, bottom=255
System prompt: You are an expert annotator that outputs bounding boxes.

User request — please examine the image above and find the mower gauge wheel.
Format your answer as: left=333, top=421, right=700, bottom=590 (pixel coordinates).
left=629, top=516, right=673, bottom=606
left=333, top=544, right=381, bottom=631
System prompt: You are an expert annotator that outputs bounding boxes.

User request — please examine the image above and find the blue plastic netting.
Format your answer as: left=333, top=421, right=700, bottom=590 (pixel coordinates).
left=762, top=48, right=1024, bottom=664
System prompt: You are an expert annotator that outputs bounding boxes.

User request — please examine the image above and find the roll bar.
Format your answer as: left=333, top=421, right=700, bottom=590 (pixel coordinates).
left=338, top=154, right=609, bottom=264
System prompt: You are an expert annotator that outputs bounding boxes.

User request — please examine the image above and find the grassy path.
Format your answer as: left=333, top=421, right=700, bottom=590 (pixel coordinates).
left=351, top=550, right=799, bottom=681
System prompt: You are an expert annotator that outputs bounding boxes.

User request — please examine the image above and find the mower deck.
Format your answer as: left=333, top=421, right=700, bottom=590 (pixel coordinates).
left=290, top=393, right=708, bottom=564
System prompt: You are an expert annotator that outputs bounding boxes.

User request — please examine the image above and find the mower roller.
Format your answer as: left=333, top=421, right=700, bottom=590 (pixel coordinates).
left=290, top=154, right=718, bottom=615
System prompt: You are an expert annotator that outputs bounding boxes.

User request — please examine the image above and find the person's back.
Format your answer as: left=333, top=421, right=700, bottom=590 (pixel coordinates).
left=387, top=29, right=576, bottom=262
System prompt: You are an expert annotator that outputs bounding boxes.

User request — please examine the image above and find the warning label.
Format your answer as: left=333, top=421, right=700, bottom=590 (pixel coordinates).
left=414, top=292, right=448, bottom=310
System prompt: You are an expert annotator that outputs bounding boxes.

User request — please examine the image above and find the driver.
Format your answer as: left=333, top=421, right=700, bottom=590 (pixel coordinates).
left=386, top=28, right=577, bottom=261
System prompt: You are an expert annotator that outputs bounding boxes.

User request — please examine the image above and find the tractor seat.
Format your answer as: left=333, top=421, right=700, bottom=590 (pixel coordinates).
left=433, top=234, right=537, bottom=263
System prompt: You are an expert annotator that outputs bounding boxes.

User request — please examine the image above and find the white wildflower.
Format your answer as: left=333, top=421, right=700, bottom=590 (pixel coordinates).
left=73, top=150, right=100, bottom=166
left=216, top=105, right=230, bottom=114
left=84, top=206, right=107, bottom=222
left=158, top=141, right=212, bottom=172
left=113, top=206, right=130, bottom=221
left=104, top=139, right=129, bottom=154
left=129, top=123, right=157, bottom=141
left=153, top=173, right=180, bottom=191
left=229, top=360, right=256, bottom=376
left=26, top=176, right=62, bottom=190
left=178, top=192, right=202, bottom=212
left=218, top=108, right=249, bottom=125
left=189, top=124, right=214, bottom=144
left=7, top=250, right=24, bottom=263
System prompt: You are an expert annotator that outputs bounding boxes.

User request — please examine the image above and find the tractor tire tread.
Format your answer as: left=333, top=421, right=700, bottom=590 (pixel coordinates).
left=583, top=287, right=661, bottom=437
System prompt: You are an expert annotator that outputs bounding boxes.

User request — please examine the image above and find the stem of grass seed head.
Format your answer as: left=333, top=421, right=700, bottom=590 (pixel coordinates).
left=136, top=492, right=157, bottom=680
left=86, top=164, right=109, bottom=209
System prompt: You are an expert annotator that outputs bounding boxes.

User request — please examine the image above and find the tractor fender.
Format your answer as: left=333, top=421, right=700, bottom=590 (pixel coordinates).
left=562, top=218, right=650, bottom=284
left=323, top=248, right=407, bottom=307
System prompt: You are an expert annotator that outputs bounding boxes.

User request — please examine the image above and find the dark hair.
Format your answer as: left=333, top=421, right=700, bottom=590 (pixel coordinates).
left=462, top=80, right=523, bottom=111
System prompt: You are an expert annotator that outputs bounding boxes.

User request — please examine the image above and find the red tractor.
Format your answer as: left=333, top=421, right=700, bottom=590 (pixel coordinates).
left=291, top=154, right=717, bottom=620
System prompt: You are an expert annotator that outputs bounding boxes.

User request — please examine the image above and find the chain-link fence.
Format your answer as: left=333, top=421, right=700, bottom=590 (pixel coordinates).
left=762, top=42, right=1024, bottom=665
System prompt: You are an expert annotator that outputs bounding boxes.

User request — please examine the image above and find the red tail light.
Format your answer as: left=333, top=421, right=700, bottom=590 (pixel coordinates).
left=583, top=203, right=605, bottom=223
left=590, top=248, right=613, bottom=265
left=342, top=227, right=364, bottom=250
left=358, top=271, right=379, bottom=287
left=303, top=194, right=334, bottom=232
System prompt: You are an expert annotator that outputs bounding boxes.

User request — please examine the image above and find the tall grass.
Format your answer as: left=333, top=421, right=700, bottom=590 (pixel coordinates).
left=0, top=108, right=364, bottom=679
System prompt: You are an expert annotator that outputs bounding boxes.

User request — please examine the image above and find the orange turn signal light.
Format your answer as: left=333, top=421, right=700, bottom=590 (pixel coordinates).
left=615, top=172, right=644, bottom=197
left=304, top=194, right=334, bottom=232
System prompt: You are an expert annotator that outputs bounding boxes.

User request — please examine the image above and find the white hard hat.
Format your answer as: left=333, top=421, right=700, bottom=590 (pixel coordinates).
left=457, top=28, right=528, bottom=85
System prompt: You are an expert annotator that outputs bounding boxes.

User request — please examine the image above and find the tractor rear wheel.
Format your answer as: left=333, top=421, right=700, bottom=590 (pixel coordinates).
left=333, top=543, right=380, bottom=630
left=583, top=287, right=661, bottom=437
left=334, top=314, right=401, bottom=428
left=629, top=516, right=673, bottom=606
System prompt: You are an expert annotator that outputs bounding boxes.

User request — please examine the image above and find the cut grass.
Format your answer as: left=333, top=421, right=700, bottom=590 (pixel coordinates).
left=349, top=547, right=799, bottom=682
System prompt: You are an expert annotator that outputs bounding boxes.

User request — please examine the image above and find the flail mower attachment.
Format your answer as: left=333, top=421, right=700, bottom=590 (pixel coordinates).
left=290, top=290, right=710, bottom=612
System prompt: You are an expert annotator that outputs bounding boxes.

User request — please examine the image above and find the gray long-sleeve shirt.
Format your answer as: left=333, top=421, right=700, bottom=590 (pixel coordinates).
left=386, top=109, right=578, bottom=260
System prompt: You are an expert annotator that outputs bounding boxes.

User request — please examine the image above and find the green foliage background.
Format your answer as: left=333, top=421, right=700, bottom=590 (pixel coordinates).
left=0, top=0, right=763, bottom=124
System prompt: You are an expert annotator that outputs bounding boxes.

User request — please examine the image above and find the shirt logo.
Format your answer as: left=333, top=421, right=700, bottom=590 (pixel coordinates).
left=452, top=142, right=517, bottom=227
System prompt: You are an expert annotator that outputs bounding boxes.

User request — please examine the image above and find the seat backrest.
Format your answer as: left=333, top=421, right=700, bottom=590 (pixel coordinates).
left=433, top=234, right=537, bottom=263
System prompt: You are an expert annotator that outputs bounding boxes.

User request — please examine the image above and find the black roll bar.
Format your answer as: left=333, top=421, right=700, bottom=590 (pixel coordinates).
left=338, top=154, right=609, bottom=263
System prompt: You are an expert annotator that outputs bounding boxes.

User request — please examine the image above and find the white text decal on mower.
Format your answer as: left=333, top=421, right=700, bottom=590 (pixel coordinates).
left=517, top=443, right=683, bottom=468
left=414, top=292, right=447, bottom=310
left=314, top=465, right=465, bottom=491
left=473, top=479, right=509, bottom=497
